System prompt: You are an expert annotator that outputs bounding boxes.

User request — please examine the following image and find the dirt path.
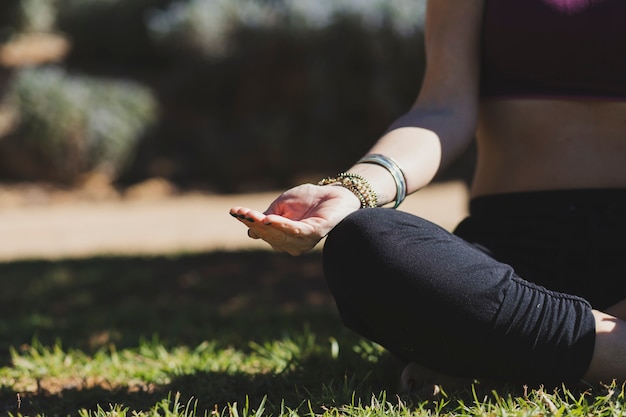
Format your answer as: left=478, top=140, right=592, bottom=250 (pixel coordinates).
left=0, top=181, right=469, bottom=261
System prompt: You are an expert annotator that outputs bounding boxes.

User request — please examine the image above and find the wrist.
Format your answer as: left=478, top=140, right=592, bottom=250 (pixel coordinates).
left=356, top=154, right=407, bottom=208
left=328, top=183, right=363, bottom=210
left=317, top=173, right=378, bottom=208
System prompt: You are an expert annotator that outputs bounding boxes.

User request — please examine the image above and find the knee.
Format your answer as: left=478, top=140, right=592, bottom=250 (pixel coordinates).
left=322, top=209, right=388, bottom=287
left=323, top=208, right=432, bottom=285
left=326, top=209, right=382, bottom=246
left=324, top=208, right=439, bottom=257
left=323, top=208, right=395, bottom=268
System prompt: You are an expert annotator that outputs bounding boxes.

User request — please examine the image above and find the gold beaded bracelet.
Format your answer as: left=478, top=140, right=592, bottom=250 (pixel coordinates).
left=317, top=172, right=378, bottom=208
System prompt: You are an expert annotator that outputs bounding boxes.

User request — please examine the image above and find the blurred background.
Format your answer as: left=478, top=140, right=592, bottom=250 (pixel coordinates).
left=0, top=0, right=474, bottom=259
left=0, top=0, right=477, bottom=191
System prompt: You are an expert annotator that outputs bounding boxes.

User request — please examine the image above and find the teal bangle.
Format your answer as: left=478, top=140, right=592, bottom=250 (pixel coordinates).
left=357, top=154, right=407, bottom=208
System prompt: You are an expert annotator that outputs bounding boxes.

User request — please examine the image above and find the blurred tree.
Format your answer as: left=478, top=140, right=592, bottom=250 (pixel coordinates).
left=0, top=1, right=478, bottom=192
left=0, top=0, right=23, bottom=42
left=0, top=67, right=157, bottom=183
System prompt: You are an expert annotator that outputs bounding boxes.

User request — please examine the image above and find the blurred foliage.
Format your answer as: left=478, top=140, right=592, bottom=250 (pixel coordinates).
left=0, top=66, right=157, bottom=182
left=125, top=18, right=429, bottom=191
left=55, top=0, right=171, bottom=68
left=0, top=0, right=56, bottom=41
left=144, top=0, right=425, bottom=55
left=17, top=0, right=57, bottom=33
left=0, top=0, right=475, bottom=191
left=0, top=0, right=22, bottom=41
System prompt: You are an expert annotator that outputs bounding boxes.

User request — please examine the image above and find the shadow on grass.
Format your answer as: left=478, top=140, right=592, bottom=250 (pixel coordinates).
left=0, top=250, right=405, bottom=415
left=0, top=251, right=338, bottom=354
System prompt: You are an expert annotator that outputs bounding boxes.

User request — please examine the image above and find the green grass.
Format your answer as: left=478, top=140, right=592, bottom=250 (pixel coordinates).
left=0, top=251, right=623, bottom=416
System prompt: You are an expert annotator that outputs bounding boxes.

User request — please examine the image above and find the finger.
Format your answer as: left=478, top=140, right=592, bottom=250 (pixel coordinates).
left=248, top=222, right=318, bottom=255
left=262, top=214, right=309, bottom=235
left=247, top=229, right=260, bottom=239
left=229, top=207, right=269, bottom=224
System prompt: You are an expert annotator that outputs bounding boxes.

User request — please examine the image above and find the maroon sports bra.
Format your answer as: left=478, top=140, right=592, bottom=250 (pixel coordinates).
left=480, top=0, right=626, bottom=99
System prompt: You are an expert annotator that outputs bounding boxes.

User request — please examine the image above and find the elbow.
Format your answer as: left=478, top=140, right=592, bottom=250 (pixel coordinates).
left=389, top=102, right=478, bottom=136
left=388, top=105, right=477, bottom=173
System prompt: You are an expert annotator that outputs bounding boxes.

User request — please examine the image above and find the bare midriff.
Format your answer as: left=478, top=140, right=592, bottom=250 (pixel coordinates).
left=471, top=98, right=626, bottom=198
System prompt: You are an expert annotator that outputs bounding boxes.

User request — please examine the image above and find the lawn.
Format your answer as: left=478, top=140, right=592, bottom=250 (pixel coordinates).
left=0, top=251, right=623, bottom=416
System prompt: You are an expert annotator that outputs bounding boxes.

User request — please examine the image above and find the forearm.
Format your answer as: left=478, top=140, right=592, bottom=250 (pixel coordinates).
left=344, top=127, right=440, bottom=206
left=332, top=0, right=483, bottom=208
left=344, top=108, right=476, bottom=207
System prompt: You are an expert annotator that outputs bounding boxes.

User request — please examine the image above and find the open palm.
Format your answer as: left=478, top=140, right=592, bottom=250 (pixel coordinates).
left=229, top=183, right=360, bottom=256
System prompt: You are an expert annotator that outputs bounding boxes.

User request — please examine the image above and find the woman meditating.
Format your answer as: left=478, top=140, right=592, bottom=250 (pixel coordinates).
left=230, top=0, right=626, bottom=386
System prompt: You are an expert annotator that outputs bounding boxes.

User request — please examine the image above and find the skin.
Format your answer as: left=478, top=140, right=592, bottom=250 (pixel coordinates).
left=230, top=0, right=626, bottom=385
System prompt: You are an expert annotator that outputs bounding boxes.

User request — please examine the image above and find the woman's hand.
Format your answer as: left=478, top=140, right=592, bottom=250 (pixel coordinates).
left=229, top=183, right=361, bottom=256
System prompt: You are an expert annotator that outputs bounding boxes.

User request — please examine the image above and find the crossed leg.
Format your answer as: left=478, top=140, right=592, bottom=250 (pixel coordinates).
left=323, top=209, right=626, bottom=387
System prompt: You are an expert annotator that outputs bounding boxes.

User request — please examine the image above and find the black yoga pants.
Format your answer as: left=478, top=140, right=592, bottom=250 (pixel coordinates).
left=323, top=189, right=626, bottom=385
